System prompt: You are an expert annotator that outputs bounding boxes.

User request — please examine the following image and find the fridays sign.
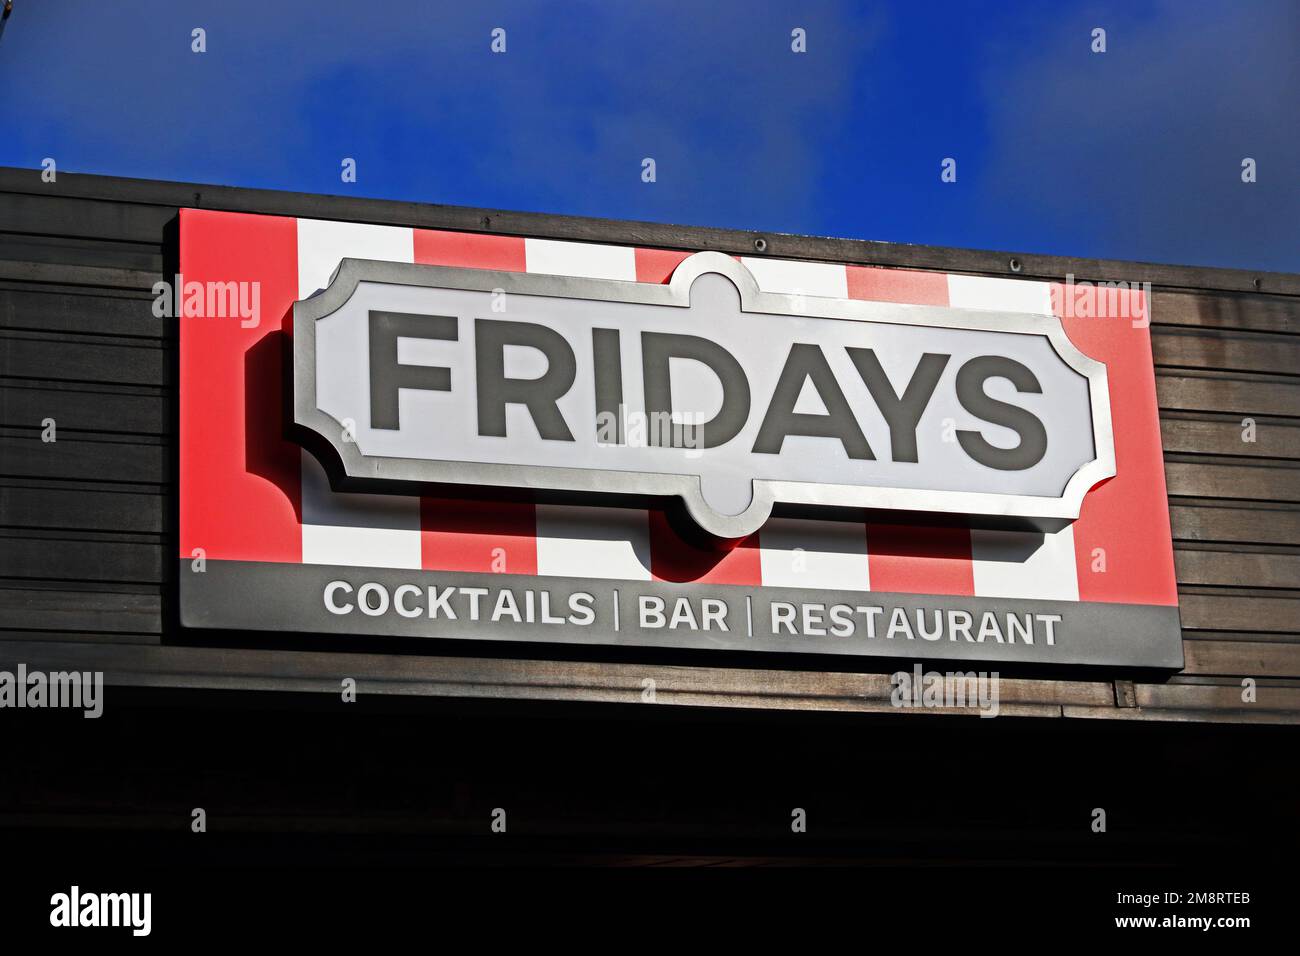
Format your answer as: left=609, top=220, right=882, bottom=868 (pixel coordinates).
left=294, top=252, right=1113, bottom=538
left=178, top=209, right=1183, bottom=669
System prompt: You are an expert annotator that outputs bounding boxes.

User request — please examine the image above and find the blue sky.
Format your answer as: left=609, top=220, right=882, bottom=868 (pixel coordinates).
left=1, top=0, right=1296, bottom=271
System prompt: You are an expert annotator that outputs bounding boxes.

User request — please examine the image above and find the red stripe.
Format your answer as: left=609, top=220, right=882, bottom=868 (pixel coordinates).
left=1053, top=284, right=1178, bottom=605
left=420, top=498, right=538, bottom=574
left=413, top=229, right=527, bottom=270
left=413, top=229, right=537, bottom=572
left=846, top=265, right=950, bottom=305
left=635, top=248, right=692, bottom=284
left=865, top=522, right=975, bottom=595
left=648, top=510, right=762, bottom=584
left=847, top=265, right=975, bottom=595
left=179, top=209, right=301, bottom=562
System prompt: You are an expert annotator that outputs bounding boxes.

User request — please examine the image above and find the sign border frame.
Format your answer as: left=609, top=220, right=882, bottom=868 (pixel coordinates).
left=294, top=251, right=1116, bottom=539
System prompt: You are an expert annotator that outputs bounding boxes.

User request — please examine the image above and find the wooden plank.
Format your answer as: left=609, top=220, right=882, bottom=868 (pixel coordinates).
left=1157, top=373, right=1300, bottom=418
left=0, top=629, right=159, bottom=645
left=1172, top=630, right=1300, bottom=644
left=0, top=190, right=176, bottom=244
left=1169, top=504, right=1300, bottom=545
left=0, top=383, right=164, bottom=434
left=1161, top=417, right=1300, bottom=460
left=1164, top=460, right=1300, bottom=503
left=1175, top=549, right=1300, bottom=589
left=0, top=533, right=162, bottom=583
left=0, top=332, right=165, bottom=386
left=1064, top=701, right=1298, bottom=724
left=0, top=234, right=163, bottom=273
left=0, top=259, right=159, bottom=291
left=1152, top=289, right=1300, bottom=335
left=0, top=433, right=166, bottom=484
left=1161, top=673, right=1300, bottom=686
left=4, top=167, right=1299, bottom=295
left=0, top=286, right=162, bottom=338
left=0, top=638, right=1115, bottom=713
left=1133, top=681, right=1300, bottom=715
left=0, top=587, right=162, bottom=634
left=1152, top=327, right=1300, bottom=376
left=0, top=484, right=163, bottom=533
left=1177, top=591, right=1300, bottom=633
left=1181, top=639, right=1300, bottom=678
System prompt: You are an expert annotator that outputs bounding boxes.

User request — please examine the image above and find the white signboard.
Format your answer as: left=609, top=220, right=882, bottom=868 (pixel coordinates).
left=294, top=252, right=1113, bottom=538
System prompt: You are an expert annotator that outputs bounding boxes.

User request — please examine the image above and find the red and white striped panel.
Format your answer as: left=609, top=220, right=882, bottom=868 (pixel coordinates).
left=178, top=209, right=1178, bottom=609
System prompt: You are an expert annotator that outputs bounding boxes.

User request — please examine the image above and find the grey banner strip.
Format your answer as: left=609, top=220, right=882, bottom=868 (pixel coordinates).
left=180, top=560, right=1184, bottom=670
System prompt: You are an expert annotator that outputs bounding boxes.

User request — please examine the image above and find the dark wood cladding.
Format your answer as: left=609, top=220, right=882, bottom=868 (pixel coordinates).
left=1, top=168, right=1296, bottom=723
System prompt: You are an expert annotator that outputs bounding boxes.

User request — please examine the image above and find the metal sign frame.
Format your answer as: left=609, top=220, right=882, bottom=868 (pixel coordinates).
left=294, top=251, right=1116, bottom=539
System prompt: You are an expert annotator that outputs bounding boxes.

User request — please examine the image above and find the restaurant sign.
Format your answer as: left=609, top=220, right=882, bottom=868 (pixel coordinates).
left=178, top=209, right=1183, bottom=669
left=293, top=253, right=1113, bottom=539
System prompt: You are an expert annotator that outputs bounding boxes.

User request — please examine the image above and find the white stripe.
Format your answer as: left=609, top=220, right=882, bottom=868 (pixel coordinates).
left=534, top=504, right=652, bottom=580
left=946, top=274, right=1052, bottom=314
left=947, top=271, right=1079, bottom=600
left=297, top=218, right=421, bottom=568
left=524, top=239, right=650, bottom=579
left=297, top=218, right=415, bottom=299
left=759, top=517, right=870, bottom=591
left=301, top=524, right=423, bottom=570
left=970, top=526, right=1080, bottom=601
left=740, top=257, right=849, bottom=298
left=524, top=238, right=637, bottom=280
left=739, top=259, right=867, bottom=590
left=299, top=452, right=422, bottom=569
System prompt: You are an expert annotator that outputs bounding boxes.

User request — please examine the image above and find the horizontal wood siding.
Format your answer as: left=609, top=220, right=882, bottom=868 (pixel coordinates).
left=1, top=168, right=1296, bottom=723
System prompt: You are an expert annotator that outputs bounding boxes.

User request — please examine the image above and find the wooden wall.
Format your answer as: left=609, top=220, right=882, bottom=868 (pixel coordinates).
left=1, top=168, right=1297, bottom=724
